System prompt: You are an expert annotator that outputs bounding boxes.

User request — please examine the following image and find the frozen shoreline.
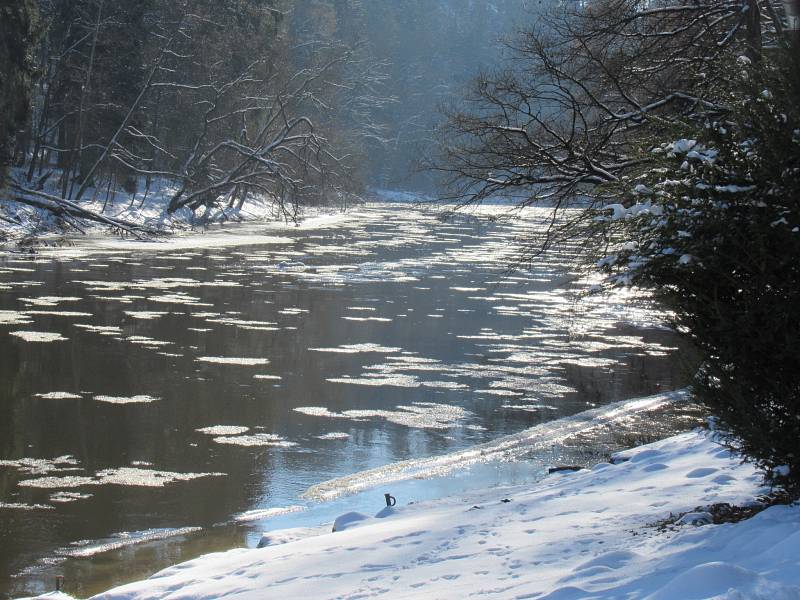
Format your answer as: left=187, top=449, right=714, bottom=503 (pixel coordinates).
left=0, top=172, right=356, bottom=246
left=30, top=423, right=800, bottom=599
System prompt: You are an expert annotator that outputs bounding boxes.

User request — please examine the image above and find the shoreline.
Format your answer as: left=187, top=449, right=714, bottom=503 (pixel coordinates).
left=66, top=428, right=799, bottom=600
left=0, top=174, right=361, bottom=248
left=21, top=416, right=800, bottom=599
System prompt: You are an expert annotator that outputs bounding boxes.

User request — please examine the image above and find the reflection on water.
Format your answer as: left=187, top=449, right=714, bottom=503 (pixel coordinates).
left=0, top=204, right=693, bottom=598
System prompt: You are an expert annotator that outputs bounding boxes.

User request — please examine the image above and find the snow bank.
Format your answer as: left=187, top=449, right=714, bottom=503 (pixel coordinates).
left=84, top=430, right=799, bottom=600
left=1, top=170, right=349, bottom=244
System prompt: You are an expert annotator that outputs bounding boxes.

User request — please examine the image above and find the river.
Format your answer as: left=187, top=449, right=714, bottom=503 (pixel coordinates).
left=0, top=202, right=698, bottom=598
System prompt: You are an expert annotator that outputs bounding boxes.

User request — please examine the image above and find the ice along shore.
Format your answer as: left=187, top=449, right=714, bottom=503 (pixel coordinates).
left=33, top=413, right=799, bottom=599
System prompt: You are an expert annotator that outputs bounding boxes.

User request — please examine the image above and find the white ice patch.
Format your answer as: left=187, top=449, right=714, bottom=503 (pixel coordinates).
left=59, top=527, right=203, bottom=559
left=19, top=296, right=82, bottom=307
left=326, top=374, right=420, bottom=388
left=341, top=316, right=393, bottom=323
left=34, top=392, right=83, bottom=400
left=74, top=324, right=123, bottom=336
left=94, top=395, right=160, bottom=404
left=196, top=426, right=250, bottom=436
left=124, top=311, right=169, bottom=320
left=9, top=330, right=68, bottom=342
left=197, top=356, right=270, bottom=366
left=18, top=467, right=225, bottom=489
left=234, top=505, right=306, bottom=523
left=0, top=310, right=33, bottom=325
left=0, top=455, right=80, bottom=476
left=295, top=403, right=470, bottom=431
left=316, top=432, right=351, bottom=440
left=0, top=502, right=54, bottom=511
left=50, top=491, right=93, bottom=503
left=24, top=310, right=93, bottom=317
left=212, top=434, right=297, bottom=448
left=309, top=344, right=402, bottom=354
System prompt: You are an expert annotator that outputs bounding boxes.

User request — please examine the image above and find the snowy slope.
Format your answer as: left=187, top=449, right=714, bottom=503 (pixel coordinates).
left=85, top=431, right=800, bottom=600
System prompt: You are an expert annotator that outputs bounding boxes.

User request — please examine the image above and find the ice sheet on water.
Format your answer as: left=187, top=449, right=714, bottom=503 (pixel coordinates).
left=124, top=336, right=172, bottom=347
left=0, top=502, right=54, bottom=511
left=196, top=426, right=250, bottom=436
left=197, top=356, right=269, bottom=366
left=148, top=293, right=212, bottom=306
left=74, top=324, right=122, bottom=335
left=18, top=467, right=225, bottom=489
left=58, top=527, right=203, bottom=559
left=212, top=433, right=297, bottom=447
left=9, top=330, right=68, bottom=342
left=94, top=395, right=160, bottom=404
left=234, top=505, right=305, bottom=523
left=205, top=317, right=279, bottom=331
left=0, top=310, right=33, bottom=325
left=303, top=391, right=688, bottom=501
left=50, top=491, right=93, bottom=503
left=124, top=311, right=169, bottom=320
left=0, top=455, right=80, bottom=476
left=294, top=402, right=471, bottom=431
left=24, top=310, right=93, bottom=317
left=309, top=343, right=402, bottom=354
left=19, top=296, right=82, bottom=307
left=316, top=432, right=350, bottom=440
left=34, top=391, right=82, bottom=400
left=326, top=374, right=420, bottom=388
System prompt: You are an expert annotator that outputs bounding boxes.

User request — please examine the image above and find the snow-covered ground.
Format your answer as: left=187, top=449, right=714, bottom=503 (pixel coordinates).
left=30, top=428, right=798, bottom=600
left=1, top=172, right=351, bottom=243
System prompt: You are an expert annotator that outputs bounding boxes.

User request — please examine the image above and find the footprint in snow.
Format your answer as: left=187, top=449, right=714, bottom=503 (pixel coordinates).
left=712, top=473, right=737, bottom=484
left=686, top=467, right=718, bottom=478
left=643, top=463, right=669, bottom=472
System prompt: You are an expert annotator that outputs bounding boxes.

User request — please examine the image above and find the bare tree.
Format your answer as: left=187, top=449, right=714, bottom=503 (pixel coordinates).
left=433, top=0, right=789, bottom=252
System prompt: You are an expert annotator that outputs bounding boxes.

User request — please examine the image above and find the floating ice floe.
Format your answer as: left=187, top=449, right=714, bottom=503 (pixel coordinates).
left=196, top=426, right=250, bottom=436
left=316, top=432, right=350, bottom=440
left=0, top=455, right=80, bottom=476
left=0, top=310, right=33, bottom=326
left=34, top=391, right=82, bottom=400
left=295, top=402, right=471, bottom=431
left=24, top=310, right=93, bottom=317
left=74, top=324, right=123, bottom=336
left=197, top=356, right=270, bottom=366
left=212, top=433, right=297, bottom=447
left=9, top=330, right=68, bottom=342
left=94, top=395, right=160, bottom=404
left=0, top=502, right=54, bottom=511
left=341, top=316, right=393, bottom=323
left=19, top=296, right=82, bottom=307
left=124, top=311, right=169, bottom=320
left=50, top=491, right=93, bottom=503
left=309, top=343, right=402, bottom=354
left=18, top=467, right=225, bottom=489
left=326, top=374, right=420, bottom=388
left=234, top=505, right=305, bottom=523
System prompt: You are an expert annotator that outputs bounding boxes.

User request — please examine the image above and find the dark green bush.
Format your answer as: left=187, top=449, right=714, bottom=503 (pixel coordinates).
left=601, top=51, right=800, bottom=491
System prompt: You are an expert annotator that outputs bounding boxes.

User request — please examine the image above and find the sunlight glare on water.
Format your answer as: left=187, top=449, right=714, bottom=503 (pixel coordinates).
left=0, top=203, right=693, bottom=598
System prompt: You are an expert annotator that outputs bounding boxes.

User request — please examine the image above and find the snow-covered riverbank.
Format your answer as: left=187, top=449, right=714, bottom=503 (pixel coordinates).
left=33, top=429, right=797, bottom=600
left=1, top=173, right=354, bottom=245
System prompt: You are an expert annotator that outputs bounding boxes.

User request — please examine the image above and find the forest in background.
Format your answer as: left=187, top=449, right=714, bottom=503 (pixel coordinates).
left=0, top=0, right=531, bottom=229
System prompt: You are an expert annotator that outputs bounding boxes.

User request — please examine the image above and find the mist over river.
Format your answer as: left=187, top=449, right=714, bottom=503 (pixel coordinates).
left=0, top=202, right=696, bottom=598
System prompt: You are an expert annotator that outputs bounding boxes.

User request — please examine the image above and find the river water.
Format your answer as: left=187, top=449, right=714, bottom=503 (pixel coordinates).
left=0, top=202, right=698, bottom=598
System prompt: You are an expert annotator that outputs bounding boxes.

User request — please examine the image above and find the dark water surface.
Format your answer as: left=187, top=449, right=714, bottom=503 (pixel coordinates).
left=0, top=203, right=694, bottom=598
